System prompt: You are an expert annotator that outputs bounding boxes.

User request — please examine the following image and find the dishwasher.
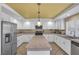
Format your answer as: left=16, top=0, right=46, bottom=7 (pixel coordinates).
left=71, top=41, right=79, bottom=55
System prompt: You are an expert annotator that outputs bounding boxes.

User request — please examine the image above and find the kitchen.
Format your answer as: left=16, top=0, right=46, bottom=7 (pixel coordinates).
left=0, top=3, right=79, bottom=55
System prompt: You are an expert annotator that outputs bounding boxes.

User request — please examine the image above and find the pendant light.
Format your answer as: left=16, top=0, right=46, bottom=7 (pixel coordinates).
left=36, top=3, right=42, bottom=26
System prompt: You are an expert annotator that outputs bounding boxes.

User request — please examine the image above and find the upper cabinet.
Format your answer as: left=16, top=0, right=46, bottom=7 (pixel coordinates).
left=54, top=19, right=65, bottom=30
left=66, top=14, right=79, bottom=37
left=66, top=19, right=75, bottom=37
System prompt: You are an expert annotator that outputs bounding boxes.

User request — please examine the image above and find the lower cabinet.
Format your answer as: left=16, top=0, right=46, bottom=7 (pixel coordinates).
left=17, top=34, right=34, bottom=47
left=54, top=35, right=71, bottom=55
left=17, top=34, right=71, bottom=55
left=17, top=35, right=24, bottom=47
left=44, top=34, right=55, bottom=42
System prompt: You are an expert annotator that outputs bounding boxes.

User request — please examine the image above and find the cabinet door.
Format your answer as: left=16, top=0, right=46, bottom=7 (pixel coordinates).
left=52, top=34, right=56, bottom=42
left=44, top=34, right=54, bottom=42
left=55, top=35, right=71, bottom=55
left=75, top=20, right=79, bottom=37
left=55, top=36, right=59, bottom=45
left=66, top=20, right=75, bottom=37
left=56, top=36, right=62, bottom=48
left=60, top=38, right=71, bottom=55
left=17, top=35, right=23, bottom=47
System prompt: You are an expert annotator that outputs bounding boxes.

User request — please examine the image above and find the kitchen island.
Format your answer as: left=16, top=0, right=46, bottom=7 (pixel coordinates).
left=27, top=35, right=52, bottom=55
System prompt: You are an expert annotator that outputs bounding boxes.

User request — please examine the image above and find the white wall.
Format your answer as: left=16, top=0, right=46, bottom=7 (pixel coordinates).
left=22, top=18, right=55, bottom=29
left=10, top=17, right=24, bottom=29
left=0, top=4, right=25, bottom=29
left=0, top=12, right=24, bottom=29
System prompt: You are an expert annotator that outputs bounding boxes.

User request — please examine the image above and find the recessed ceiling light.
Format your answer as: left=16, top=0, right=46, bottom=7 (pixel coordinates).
left=25, top=21, right=30, bottom=25
left=48, top=21, right=53, bottom=25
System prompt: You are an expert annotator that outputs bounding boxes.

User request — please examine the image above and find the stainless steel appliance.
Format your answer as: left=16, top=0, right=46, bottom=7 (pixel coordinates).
left=71, top=41, right=79, bottom=55
left=1, top=21, right=17, bottom=55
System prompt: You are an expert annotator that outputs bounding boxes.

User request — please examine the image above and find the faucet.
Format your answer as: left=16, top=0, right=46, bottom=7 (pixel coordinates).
left=70, top=30, right=75, bottom=38
left=73, top=31, right=75, bottom=38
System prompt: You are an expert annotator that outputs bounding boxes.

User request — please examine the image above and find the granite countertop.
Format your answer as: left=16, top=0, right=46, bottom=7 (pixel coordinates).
left=17, top=33, right=35, bottom=37
left=55, top=34, right=79, bottom=43
left=27, top=35, right=52, bottom=51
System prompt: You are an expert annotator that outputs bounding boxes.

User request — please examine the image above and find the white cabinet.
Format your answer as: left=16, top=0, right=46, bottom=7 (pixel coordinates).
left=54, top=19, right=65, bottom=30
left=75, top=20, right=79, bottom=37
left=17, top=34, right=34, bottom=47
left=66, top=20, right=75, bottom=37
left=60, top=19, right=65, bottom=29
left=66, top=14, right=79, bottom=37
left=55, top=35, right=71, bottom=55
left=17, top=35, right=24, bottom=47
left=60, top=37, right=71, bottom=55
left=44, top=34, right=55, bottom=42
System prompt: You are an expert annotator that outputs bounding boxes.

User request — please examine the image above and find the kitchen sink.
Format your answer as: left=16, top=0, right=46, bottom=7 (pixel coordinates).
left=60, top=35, right=79, bottom=39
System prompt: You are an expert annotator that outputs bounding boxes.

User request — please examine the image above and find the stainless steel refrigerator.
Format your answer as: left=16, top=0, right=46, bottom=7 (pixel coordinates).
left=1, top=21, right=17, bottom=55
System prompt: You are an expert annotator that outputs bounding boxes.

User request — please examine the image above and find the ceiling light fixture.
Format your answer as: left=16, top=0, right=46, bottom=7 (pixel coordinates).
left=36, top=3, right=42, bottom=26
left=37, top=21, right=42, bottom=26
left=37, top=3, right=41, bottom=19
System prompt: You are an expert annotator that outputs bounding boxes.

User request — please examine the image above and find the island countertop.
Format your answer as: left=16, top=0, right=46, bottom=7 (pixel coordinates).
left=27, top=35, right=52, bottom=51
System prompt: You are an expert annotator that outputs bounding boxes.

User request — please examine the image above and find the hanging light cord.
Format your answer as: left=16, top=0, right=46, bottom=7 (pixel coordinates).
left=37, top=3, right=41, bottom=21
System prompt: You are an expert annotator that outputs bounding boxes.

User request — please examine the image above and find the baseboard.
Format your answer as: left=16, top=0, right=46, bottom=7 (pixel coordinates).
left=17, top=42, right=29, bottom=48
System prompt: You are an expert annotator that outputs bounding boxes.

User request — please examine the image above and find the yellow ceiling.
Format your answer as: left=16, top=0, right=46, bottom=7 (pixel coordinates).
left=7, top=3, right=72, bottom=19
